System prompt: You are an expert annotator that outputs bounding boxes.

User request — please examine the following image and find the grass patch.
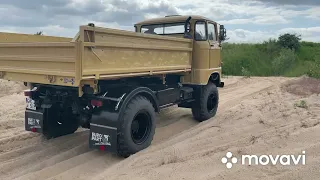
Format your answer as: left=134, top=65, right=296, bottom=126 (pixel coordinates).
left=294, top=100, right=308, bottom=109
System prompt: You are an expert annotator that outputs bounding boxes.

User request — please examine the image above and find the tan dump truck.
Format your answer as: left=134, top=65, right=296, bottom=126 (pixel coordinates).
left=0, top=15, right=226, bottom=157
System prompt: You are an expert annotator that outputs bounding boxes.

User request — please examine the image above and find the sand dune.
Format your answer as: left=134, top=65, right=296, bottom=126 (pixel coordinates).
left=0, top=77, right=319, bottom=180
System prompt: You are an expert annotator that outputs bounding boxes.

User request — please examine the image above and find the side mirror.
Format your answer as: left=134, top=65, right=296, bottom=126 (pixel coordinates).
left=184, top=16, right=192, bottom=39
left=184, top=16, right=192, bottom=33
left=219, top=25, right=227, bottom=42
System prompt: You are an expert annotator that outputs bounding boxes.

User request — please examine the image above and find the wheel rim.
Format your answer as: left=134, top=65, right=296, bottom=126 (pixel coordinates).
left=207, top=93, right=217, bottom=113
left=131, top=110, right=152, bottom=145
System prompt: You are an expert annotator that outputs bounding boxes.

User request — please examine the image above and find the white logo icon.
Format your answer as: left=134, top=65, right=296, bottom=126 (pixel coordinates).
left=221, top=151, right=306, bottom=169
left=221, top=152, right=238, bottom=169
left=91, top=132, right=111, bottom=146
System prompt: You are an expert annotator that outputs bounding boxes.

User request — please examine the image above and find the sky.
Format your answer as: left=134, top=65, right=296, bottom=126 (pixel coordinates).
left=0, top=0, right=319, bottom=43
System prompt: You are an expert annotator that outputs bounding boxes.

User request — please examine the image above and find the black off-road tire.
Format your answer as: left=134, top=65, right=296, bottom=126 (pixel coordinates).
left=117, top=96, right=156, bottom=158
left=192, top=82, right=219, bottom=122
left=43, top=104, right=79, bottom=139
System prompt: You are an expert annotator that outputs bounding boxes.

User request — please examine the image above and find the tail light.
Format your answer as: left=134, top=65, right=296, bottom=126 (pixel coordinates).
left=24, top=87, right=38, bottom=97
left=91, top=100, right=103, bottom=107
left=24, top=90, right=33, bottom=97
left=99, top=145, right=105, bottom=151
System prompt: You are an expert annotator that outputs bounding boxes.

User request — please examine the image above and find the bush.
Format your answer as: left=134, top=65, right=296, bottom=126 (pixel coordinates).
left=294, top=100, right=308, bottom=109
left=221, top=36, right=319, bottom=79
left=241, top=67, right=251, bottom=78
left=307, top=59, right=320, bottom=78
left=278, top=33, right=301, bottom=51
left=222, top=43, right=274, bottom=76
left=272, top=48, right=296, bottom=75
left=263, top=39, right=281, bottom=53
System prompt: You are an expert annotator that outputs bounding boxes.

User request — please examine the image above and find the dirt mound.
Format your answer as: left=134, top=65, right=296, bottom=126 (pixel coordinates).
left=0, top=80, right=26, bottom=97
left=282, top=76, right=320, bottom=96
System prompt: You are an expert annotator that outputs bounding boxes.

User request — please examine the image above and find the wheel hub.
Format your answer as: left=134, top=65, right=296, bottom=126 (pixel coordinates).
left=131, top=111, right=151, bottom=145
left=207, top=93, right=217, bottom=113
left=131, top=120, right=140, bottom=133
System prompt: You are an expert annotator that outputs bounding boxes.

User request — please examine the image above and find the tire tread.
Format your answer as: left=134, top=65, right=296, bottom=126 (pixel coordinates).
left=192, top=83, right=219, bottom=122
left=117, top=96, right=155, bottom=157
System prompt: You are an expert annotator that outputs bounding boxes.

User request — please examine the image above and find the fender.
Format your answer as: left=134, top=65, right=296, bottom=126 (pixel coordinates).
left=93, top=86, right=159, bottom=113
left=118, top=86, right=159, bottom=113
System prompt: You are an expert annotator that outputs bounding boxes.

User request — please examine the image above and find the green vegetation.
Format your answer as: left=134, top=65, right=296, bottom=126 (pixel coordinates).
left=278, top=33, right=301, bottom=51
left=222, top=34, right=320, bottom=78
left=294, top=100, right=308, bottom=109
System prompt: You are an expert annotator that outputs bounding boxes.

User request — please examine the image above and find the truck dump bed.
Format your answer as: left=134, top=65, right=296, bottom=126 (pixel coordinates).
left=0, top=25, right=193, bottom=87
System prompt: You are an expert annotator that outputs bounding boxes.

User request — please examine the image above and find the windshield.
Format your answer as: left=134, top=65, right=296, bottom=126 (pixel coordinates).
left=141, top=22, right=186, bottom=35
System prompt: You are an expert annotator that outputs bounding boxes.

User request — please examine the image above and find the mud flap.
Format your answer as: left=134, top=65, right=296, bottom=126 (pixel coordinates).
left=89, top=123, right=117, bottom=152
left=25, top=110, right=44, bottom=133
left=89, top=111, right=119, bottom=153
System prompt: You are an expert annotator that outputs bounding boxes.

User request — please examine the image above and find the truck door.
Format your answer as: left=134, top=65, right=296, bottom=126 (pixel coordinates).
left=207, top=22, right=221, bottom=69
left=193, top=21, right=210, bottom=71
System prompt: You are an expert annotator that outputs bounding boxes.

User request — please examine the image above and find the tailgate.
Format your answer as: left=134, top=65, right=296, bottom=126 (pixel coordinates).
left=0, top=42, right=79, bottom=87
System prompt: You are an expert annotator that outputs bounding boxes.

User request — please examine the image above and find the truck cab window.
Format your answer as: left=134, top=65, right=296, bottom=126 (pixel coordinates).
left=142, top=23, right=185, bottom=35
left=208, top=23, right=217, bottom=41
left=141, top=25, right=163, bottom=34
left=195, top=21, right=207, bottom=41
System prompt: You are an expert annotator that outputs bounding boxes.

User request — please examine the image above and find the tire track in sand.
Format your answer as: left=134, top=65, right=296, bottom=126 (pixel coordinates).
left=0, top=77, right=278, bottom=180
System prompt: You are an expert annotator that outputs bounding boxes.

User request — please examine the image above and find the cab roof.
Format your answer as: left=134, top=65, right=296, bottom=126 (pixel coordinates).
left=135, top=15, right=216, bottom=25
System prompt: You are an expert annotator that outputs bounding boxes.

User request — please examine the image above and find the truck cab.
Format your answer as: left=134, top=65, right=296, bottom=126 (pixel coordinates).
left=135, top=15, right=226, bottom=87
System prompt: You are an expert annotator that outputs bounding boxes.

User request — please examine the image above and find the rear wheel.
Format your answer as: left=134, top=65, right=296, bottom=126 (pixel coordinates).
left=43, top=103, right=79, bottom=139
left=192, top=83, right=219, bottom=122
left=117, top=96, right=156, bottom=158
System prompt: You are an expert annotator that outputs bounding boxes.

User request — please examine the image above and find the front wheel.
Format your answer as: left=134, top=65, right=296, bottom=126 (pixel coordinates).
left=192, top=83, right=219, bottom=122
left=117, top=96, right=156, bottom=158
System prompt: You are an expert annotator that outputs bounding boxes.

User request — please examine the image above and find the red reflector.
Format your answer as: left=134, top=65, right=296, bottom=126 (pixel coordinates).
left=91, top=100, right=103, bottom=107
left=31, top=128, right=36, bottom=132
left=24, top=90, right=32, bottom=97
left=99, top=145, right=105, bottom=151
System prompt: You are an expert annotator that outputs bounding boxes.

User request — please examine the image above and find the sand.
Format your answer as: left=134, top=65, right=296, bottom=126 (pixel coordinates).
left=0, top=76, right=319, bottom=180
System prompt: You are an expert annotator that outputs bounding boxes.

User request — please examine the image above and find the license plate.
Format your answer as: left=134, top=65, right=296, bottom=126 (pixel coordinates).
left=26, top=97, right=36, bottom=110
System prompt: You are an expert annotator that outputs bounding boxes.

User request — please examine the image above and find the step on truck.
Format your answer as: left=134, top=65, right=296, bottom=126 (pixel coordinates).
left=0, top=15, right=226, bottom=157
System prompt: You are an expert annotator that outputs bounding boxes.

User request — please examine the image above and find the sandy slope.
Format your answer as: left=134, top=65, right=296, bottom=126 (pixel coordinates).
left=0, top=77, right=319, bottom=180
